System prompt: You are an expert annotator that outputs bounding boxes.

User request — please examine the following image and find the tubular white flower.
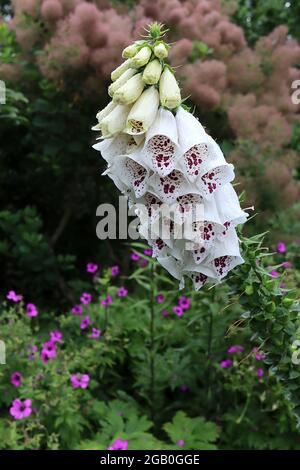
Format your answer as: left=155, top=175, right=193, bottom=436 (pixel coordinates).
left=108, top=68, right=137, bottom=97
left=131, top=46, right=152, bottom=68
left=142, top=59, right=163, bottom=85
left=159, top=67, right=181, bottom=110
left=153, top=42, right=168, bottom=59
left=100, top=104, right=130, bottom=138
left=125, top=86, right=159, bottom=135
left=113, top=73, right=145, bottom=105
left=111, top=59, right=132, bottom=82
left=92, top=101, right=117, bottom=130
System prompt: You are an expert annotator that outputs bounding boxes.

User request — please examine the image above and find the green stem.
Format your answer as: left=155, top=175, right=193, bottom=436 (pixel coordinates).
left=104, top=284, right=109, bottom=331
left=149, top=261, right=156, bottom=424
left=236, top=393, right=251, bottom=424
left=206, top=308, right=214, bottom=406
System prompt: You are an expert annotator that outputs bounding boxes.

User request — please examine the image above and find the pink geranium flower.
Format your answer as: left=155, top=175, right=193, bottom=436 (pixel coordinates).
left=111, top=265, right=120, bottom=277
left=156, top=294, right=165, bottom=304
left=277, top=242, right=286, bottom=253
left=71, top=305, right=83, bottom=315
left=227, top=345, right=244, bottom=354
left=70, top=373, right=90, bottom=389
left=173, top=306, right=184, bottom=317
left=178, top=296, right=191, bottom=310
left=220, top=359, right=232, bottom=369
left=80, top=292, right=92, bottom=305
left=117, top=287, right=128, bottom=298
left=101, top=295, right=112, bottom=307
left=86, top=262, right=98, bottom=273
left=90, top=328, right=101, bottom=339
left=144, top=249, right=152, bottom=256
left=176, top=439, right=185, bottom=447
left=131, top=253, right=140, bottom=262
left=6, top=290, right=23, bottom=303
left=49, top=331, right=63, bottom=343
left=10, top=399, right=32, bottom=420
left=80, top=316, right=91, bottom=330
left=108, top=438, right=128, bottom=450
left=42, top=341, right=56, bottom=359
left=282, top=261, right=292, bottom=269
left=26, top=303, right=38, bottom=318
left=11, top=372, right=22, bottom=387
left=256, top=368, right=264, bottom=378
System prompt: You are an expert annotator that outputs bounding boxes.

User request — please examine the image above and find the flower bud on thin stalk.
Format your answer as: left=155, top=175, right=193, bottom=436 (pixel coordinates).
left=154, top=42, right=168, bottom=59
left=113, top=73, right=145, bottom=105
left=142, top=59, right=162, bottom=85
left=111, top=59, right=132, bottom=82
left=122, top=41, right=143, bottom=59
left=131, top=46, right=152, bottom=68
left=125, top=86, right=159, bottom=135
left=108, top=68, right=137, bottom=97
left=159, top=67, right=181, bottom=109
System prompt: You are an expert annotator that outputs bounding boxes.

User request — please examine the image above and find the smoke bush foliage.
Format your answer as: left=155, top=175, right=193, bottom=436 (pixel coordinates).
left=0, top=1, right=300, bottom=301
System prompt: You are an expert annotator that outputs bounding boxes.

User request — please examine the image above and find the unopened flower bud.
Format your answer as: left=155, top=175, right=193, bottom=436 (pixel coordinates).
left=142, top=59, right=162, bottom=85
left=108, top=68, right=137, bottom=97
left=113, top=73, right=145, bottom=105
left=159, top=67, right=181, bottom=109
left=122, top=43, right=140, bottom=59
left=111, top=59, right=132, bottom=82
left=131, top=46, right=152, bottom=68
left=154, top=42, right=168, bottom=59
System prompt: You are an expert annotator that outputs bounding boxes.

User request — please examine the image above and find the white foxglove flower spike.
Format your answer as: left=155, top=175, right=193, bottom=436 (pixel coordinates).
left=92, top=23, right=247, bottom=290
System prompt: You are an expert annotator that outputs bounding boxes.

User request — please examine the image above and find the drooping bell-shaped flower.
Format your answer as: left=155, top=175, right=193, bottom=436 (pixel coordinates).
left=99, top=104, right=130, bottom=138
left=125, top=86, right=159, bottom=135
left=92, top=101, right=116, bottom=130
